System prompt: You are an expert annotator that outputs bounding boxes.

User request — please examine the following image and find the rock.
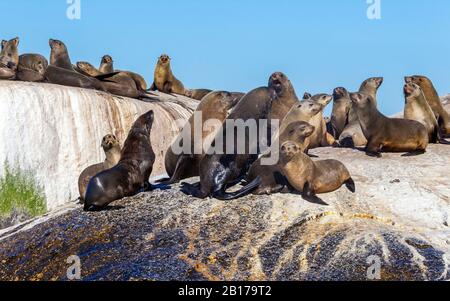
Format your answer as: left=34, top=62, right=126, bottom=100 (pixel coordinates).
left=0, top=145, right=449, bottom=281
left=0, top=81, right=198, bottom=211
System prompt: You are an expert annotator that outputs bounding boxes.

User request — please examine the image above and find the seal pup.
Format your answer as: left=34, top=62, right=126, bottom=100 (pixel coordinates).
left=330, top=87, right=351, bottom=139
left=280, top=141, right=355, bottom=197
left=180, top=82, right=279, bottom=200
left=339, top=77, right=384, bottom=147
left=84, top=111, right=156, bottom=211
left=350, top=93, right=428, bottom=157
left=404, top=82, right=441, bottom=143
left=78, top=134, right=121, bottom=202
left=150, top=54, right=186, bottom=95
left=99, top=55, right=148, bottom=91
left=16, top=54, right=48, bottom=82
left=161, top=91, right=240, bottom=184
left=405, top=75, right=450, bottom=136
left=245, top=121, right=315, bottom=195
left=268, top=72, right=299, bottom=123
left=0, top=37, right=19, bottom=79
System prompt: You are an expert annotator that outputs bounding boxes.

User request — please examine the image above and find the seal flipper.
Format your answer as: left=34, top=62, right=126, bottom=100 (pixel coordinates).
left=180, top=182, right=209, bottom=199
left=160, top=156, right=191, bottom=185
left=148, top=82, right=157, bottom=92
left=213, top=176, right=262, bottom=201
left=94, top=72, right=121, bottom=81
left=345, top=178, right=356, bottom=193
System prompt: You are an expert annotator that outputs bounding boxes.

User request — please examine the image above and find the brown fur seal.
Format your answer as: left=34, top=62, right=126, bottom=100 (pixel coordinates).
left=339, top=77, right=384, bottom=147
left=280, top=141, right=355, bottom=197
left=350, top=92, right=428, bottom=157
left=78, top=134, right=121, bottom=202
left=268, top=72, right=299, bottom=123
left=150, top=54, right=186, bottom=95
left=405, top=75, right=450, bottom=136
left=162, top=91, right=240, bottom=184
left=308, top=94, right=335, bottom=148
left=0, top=37, right=19, bottom=79
left=404, top=83, right=441, bottom=143
left=99, top=55, right=148, bottom=91
left=84, top=111, right=156, bottom=211
left=180, top=81, right=280, bottom=200
left=330, top=87, right=351, bottom=139
left=16, top=54, right=48, bottom=82
left=245, top=121, right=315, bottom=195
left=49, top=39, right=76, bottom=71
left=184, top=89, right=213, bottom=100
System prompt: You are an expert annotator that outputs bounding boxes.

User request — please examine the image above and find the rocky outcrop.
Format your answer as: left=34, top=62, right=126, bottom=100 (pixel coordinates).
left=0, top=81, right=198, bottom=210
left=0, top=145, right=448, bottom=281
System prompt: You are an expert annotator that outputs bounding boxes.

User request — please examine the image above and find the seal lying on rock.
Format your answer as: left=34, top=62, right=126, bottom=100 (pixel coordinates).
left=16, top=54, right=48, bottom=82
left=245, top=121, right=315, bottom=195
left=78, top=134, right=121, bottom=202
left=99, top=55, right=148, bottom=91
left=84, top=111, right=156, bottom=211
left=280, top=141, right=355, bottom=197
left=0, top=37, right=19, bottom=80
left=405, top=75, right=450, bottom=136
left=350, top=92, right=429, bottom=157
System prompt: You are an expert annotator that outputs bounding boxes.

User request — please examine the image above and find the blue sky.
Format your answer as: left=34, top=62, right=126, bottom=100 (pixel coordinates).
left=1, top=0, right=450, bottom=115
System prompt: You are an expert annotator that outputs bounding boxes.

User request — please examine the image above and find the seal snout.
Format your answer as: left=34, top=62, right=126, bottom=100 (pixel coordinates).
left=403, top=83, right=415, bottom=96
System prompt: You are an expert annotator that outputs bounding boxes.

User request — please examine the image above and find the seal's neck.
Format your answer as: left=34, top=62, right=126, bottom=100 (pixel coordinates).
left=100, top=62, right=114, bottom=74
left=359, top=86, right=379, bottom=106
left=51, top=51, right=72, bottom=70
left=105, top=146, right=121, bottom=168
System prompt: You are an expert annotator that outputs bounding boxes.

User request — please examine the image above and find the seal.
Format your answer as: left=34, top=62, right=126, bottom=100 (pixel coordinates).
left=268, top=72, right=299, bottom=123
left=16, top=54, right=48, bottom=82
left=149, top=54, right=186, bottom=95
left=330, top=87, right=351, bottom=139
left=78, top=134, right=121, bottom=202
left=279, top=141, right=355, bottom=197
left=99, top=55, right=148, bottom=91
left=350, top=92, right=429, bottom=157
left=84, top=110, right=156, bottom=211
left=44, top=65, right=107, bottom=91
left=184, top=89, right=213, bottom=100
left=77, top=61, right=139, bottom=90
left=404, top=82, right=441, bottom=143
left=162, top=91, right=240, bottom=184
left=245, top=121, right=315, bottom=195
left=405, top=75, right=450, bottom=136
left=303, top=92, right=312, bottom=99
left=49, top=39, right=76, bottom=71
left=307, top=93, right=335, bottom=148
left=339, top=77, right=384, bottom=147
left=180, top=81, right=278, bottom=200
left=0, top=37, right=19, bottom=80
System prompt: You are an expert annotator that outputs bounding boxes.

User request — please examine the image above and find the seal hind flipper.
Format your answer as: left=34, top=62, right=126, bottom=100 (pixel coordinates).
left=402, top=150, right=426, bottom=157
left=180, top=182, right=209, bottom=199
left=345, top=178, right=356, bottom=193
left=213, top=176, right=262, bottom=201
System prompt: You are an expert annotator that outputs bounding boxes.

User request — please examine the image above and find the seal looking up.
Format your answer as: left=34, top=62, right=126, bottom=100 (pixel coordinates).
left=150, top=54, right=186, bottom=96
left=404, top=82, right=441, bottom=144
left=0, top=37, right=19, bottom=80
left=84, top=111, right=156, bottom=211
left=350, top=92, right=428, bottom=157
left=78, top=134, right=122, bottom=202
left=279, top=141, right=355, bottom=197
left=405, top=75, right=450, bottom=136
left=268, top=72, right=299, bottom=124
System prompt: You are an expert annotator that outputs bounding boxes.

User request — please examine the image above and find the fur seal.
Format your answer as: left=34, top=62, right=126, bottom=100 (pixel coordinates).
left=162, top=91, right=240, bottom=184
left=279, top=141, right=355, bottom=196
left=150, top=54, right=186, bottom=95
left=49, top=39, right=76, bottom=71
left=330, top=87, right=351, bottom=139
left=99, top=55, right=148, bottom=91
left=0, top=37, right=19, bottom=79
left=268, top=72, right=299, bottom=123
left=184, top=89, right=213, bottom=100
left=16, top=54, right=48, bottom=82
left=180, top=82, right=279, bottom=200
left=78, top=134, right=121, bottom=202
left=405, top=75, right=450, bottom=136
left=339, top=77, right=384, bottom=147
left=84, top=111, right=156, bottom=211
left=404, top=82, right=441, bottom=143
left=307, top=93, right=335, bottom=148
left=350, top=92, right=428, bottom=157
left=245, top=121, right=315, bottom=195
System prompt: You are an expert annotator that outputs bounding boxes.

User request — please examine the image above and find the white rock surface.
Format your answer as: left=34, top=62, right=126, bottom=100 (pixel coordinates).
left=0, top=81, right=197, bottom=211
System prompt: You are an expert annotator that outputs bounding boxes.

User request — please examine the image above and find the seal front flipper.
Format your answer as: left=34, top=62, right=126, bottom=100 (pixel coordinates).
left=402, top=150, right=426, bottom=157
left=180, top=182, right=209, bottom=199
left=160, top=156, right=192, bottom=185
left=94, top=71, right=121, bottom=81
left=345, top=178, right=356, bottom=193
left=213, top=176, right=262, bottom=201
left=148, top=82, right=157, bottom=92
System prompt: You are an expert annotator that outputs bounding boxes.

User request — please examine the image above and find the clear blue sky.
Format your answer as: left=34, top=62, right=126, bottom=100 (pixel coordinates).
left=2, top=0, right=450, bottom=115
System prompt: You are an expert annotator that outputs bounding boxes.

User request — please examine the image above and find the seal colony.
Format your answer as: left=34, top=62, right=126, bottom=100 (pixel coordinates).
left=1, top=36, right=449, bottom=210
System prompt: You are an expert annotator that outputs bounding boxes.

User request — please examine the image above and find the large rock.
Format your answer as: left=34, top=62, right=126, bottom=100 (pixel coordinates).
left=0, top=145, right=448, bottom=281
left=0, top=81, right=197, bottom=210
